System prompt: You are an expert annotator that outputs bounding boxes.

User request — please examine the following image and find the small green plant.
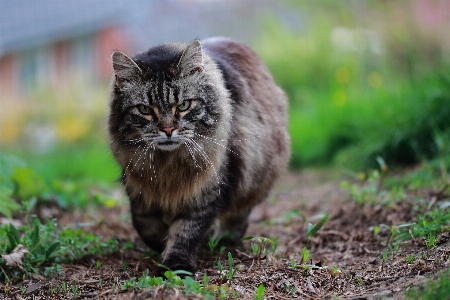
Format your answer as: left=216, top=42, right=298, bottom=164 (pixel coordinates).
left=71, top=282, right=80, bottom=297
left=331, top=266, right=340, bottom=276
left=120, top=277, right=136, bottom=291
left=301, top=247, right=309, bottom=264
left=373, top=225, right=380, bottom=235
left=208, top=235, right=222, bottom=256
left=202, top=272, right=209, bottom=288
left=355, top=277, right=365, bottom=285
left=425, top=234, right=438, bottom=250
left=407, top=255, right=415, bottom=264
left=135, top=269, right=163, bottom=289
left=381, top=249, right=389, bottom=262
left=0, top=217, right=119, bottom=281
left=270, top=237, right=279, bottom=255
left=290, top=253, right=297, bottom=269
left=307, top=213, right=329, bottom=242
left=406, top=269, right=450, bottom=299
left=217, top=259, right=225, bottom=281
left=227, top=252, right=239, bottom=280
left=255, top=284, right=265, bottom=300
left=241, top=236, right=274, bottom=260
left=283, top=282, right=296, bottom=296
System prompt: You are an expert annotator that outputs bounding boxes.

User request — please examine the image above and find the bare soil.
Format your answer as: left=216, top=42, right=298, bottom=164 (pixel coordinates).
left=2, top=170, right=450, bottom=299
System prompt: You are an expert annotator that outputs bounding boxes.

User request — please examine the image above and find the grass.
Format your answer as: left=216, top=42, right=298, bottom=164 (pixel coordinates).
left=406, top=270, right=450, bottom=300
left=255, top=1, right=450, bottom=170
left=0, top=217, right=119, bottom=281
left=7, top=141, right=121, bottom=182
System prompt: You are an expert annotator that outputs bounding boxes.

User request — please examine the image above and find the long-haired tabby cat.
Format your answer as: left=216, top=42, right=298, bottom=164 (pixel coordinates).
left=108, top=37, right=290, bottom=274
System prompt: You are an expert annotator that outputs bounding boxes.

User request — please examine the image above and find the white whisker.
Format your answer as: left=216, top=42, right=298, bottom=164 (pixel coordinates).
left=187, top=138, right=221, bottom=185
left=194, top=133, right=241, bottom=158
left=184, top=141, right=202, bottom=170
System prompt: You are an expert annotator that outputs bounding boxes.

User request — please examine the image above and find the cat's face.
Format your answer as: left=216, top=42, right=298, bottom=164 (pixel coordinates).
left=110, top=41, right=222, bottom=154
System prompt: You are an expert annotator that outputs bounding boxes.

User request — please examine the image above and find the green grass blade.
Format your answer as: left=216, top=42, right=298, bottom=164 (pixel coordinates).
left=307, top=213, right=329, bottom=240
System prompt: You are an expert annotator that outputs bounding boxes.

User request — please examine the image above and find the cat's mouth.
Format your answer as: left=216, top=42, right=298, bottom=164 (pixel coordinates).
left=156, top=140, right=182, bottom=151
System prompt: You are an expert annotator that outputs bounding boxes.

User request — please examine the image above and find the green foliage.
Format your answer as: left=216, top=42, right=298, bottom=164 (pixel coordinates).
left=208, top=235, right=222, bottom=256
left=307, top=213, right=329, bottom=240
left=341, top=169, right=405, bottom=205
left=406, top=270, right=450, bottom=300
left=301, top=247, right=309, bottom=264
left=256, top=2, right=450, bottom=170
left=227, top=252, right=239, bottom=280
left=0, top=218, right=118, bottom=280
left=342, top=157, right=450, bottom=250
left=0, top=155, right=25, bottom=218
left=0, top=154, right=121, bottom=218
left=412, top=210, right=450, bottom=241
left=118, top=268, right=233, bottom=299
left=242, top=236, right=276, bottom=260
left=255, top=284, right=265, bottom=300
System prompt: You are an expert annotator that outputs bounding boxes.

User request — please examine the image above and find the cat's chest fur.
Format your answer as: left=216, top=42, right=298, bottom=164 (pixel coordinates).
left=125, top=144, right=226, bottom=212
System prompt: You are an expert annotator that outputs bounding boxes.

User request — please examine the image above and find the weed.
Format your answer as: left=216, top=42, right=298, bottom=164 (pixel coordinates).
left=202, top=272, right=209, bottom=287
left=283, top=282, right=296, bottom=296
left=120, top=277, right=136, bottom=291
left=0, top=217, right=119, bottom=280
left=241, top=236, right=275, bottom=260
left=71, top=282, right=80, bottom=297
left=379, top=248, right=389, bottom=271
left=301, top=247, right=309, bottom=264
left=425, top=234, right=438, bottom=250
left=373, top=225, right=380, bottom=235
left=406, top=269, right=450, bottom=299
left=331, top=266, right=340, bottom=276
left=307, top=213, right=329, bottom=242
left=290, top=253, right=297, bottom=269
left=208, top=235, right=222, bottom=256
left=254, top=284, right=265, bottom=300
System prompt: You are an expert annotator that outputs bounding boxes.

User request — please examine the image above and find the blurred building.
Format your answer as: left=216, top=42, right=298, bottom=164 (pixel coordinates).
left=0, top=0, right=286, bottom=101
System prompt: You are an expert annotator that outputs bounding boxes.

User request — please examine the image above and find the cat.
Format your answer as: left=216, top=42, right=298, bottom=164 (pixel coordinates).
left=108, top=37, right=290, bottom=274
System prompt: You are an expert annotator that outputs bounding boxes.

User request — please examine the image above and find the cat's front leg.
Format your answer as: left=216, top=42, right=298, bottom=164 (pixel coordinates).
left=130, top=202, right=168, bottom=252
left=160, top=204, right=218, bottom=274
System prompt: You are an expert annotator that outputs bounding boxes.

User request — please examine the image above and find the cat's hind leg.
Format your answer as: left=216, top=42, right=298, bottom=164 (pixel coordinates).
left=216, top=210, right=250, bottom=245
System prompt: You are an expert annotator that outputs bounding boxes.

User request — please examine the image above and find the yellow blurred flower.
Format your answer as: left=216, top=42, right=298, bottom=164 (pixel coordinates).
left=56, top=117, right=90, bottom=142
left=0, top=118, right=22, bottom=145
left=357, top=172, right=366, bottom=181
left=335, top=67, right=351, bottom=84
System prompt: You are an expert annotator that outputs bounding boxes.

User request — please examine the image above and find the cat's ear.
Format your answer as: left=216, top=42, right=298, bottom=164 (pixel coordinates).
left=177, top=40, right=203, bottom=76
left=111, top=51, right=142, bottom=85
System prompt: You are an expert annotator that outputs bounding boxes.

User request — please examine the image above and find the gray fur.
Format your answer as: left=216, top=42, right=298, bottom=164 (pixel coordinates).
left=108, top=38, right=290, bottom=274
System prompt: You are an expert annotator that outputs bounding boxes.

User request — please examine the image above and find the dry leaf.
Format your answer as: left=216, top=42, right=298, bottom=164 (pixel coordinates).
left=1, top=244, right=29, bottom=272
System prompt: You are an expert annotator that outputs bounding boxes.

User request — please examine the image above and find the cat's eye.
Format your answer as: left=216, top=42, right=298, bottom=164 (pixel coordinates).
left=177, top=100, right=191, bottom=112
left=137, top=104, right=152, bottom=115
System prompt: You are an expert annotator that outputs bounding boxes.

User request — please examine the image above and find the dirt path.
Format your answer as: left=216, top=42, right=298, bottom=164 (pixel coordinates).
left=3, top=170, right=450, bottom=299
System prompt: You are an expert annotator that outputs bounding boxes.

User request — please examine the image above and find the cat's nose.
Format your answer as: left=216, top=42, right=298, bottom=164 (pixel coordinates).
left=162, top=126, right=176, bottom=138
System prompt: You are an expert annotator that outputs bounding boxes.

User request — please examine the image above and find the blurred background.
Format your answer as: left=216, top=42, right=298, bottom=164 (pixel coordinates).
left=1, top=0, right=450, bottom=186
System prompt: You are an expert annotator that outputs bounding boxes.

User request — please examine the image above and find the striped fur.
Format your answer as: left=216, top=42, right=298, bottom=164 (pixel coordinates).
left=108, top=37, right=290, bottom=274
